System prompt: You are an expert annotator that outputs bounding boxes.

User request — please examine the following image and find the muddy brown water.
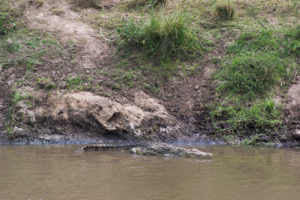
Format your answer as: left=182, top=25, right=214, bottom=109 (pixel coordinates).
left=0, top=145, right=299, bottom=200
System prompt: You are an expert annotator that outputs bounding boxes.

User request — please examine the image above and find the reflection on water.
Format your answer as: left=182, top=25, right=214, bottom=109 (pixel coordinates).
left=0, top=145, right=300, bottom=200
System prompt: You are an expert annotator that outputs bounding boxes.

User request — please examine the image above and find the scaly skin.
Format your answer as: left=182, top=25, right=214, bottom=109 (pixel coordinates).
left=81, top=142, right=212, bottom=159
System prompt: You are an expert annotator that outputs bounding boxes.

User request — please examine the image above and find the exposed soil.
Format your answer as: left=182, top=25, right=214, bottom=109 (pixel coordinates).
left=26, top=0, right=113, bottom=69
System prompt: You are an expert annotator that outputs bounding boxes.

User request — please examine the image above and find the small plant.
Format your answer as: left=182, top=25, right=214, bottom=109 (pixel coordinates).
left=214, top=0, right=235, bottom=20
left=114, top=71, right=137, bottom=88
left=118, top=13, right=201, bottom=61
left=11, top=92, right=25, bottom=104
left=242, top=134, right=263, bottom=145
left=285, top=25, right=300, bottom=55
left=67, top=77, right=82, bottom=90
left=37, top=78, right=56, bottom=90
left=0, top=11, right=16, bottom=35
left=128, top=0, right=166, bottom=9
left=73, top=0, right=99, bottom=8
left=6, top=91, right=28, bottom=138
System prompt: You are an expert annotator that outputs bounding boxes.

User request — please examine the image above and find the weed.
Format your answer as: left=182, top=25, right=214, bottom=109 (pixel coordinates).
left=127, top=0, right=166, bottom=9
left=214, top=0, right=235, bottom=20
left=67, top=77, right=82, bottom=90
left=0, top=8, right=16, bottom=35
left=114, top=70, right=138, bottom=88
left=73, top=0, right=99, bottom=9
left=242, top=134, right=263, bottom=145
left=6, top=91, right=29, bottom=138
left=11, top=92, right=25, bottom=104
left=285, top=25, right=300, bottom=56
left=37, top=78, right=56, bottom=90
left=117, top=13, right=201, bottom=61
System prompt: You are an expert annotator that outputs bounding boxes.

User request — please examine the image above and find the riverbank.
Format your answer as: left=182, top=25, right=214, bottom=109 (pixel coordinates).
left=0, top=0, right=300, bottom=147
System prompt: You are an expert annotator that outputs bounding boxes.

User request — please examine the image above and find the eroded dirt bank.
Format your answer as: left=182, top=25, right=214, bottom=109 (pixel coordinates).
left=0, top=0, right=299, bottom=147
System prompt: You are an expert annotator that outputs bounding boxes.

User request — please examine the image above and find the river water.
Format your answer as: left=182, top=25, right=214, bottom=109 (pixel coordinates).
left=0, top=145, right=299, bottom=200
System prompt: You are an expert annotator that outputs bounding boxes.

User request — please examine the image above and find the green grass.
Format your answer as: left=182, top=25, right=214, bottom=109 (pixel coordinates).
left=210, top=99, right=282, bottom=135
left=227, top=31, right=280, bottom=55
left=117, top=12, right=201, bottom=61
left=114, top=70, right=138, bottom=88
left=210, top=28, right=298, bottom=137
left=214, top=0, right=235, bottom=20
left=216, top=53, right=289, bottom=101
left=127, top=0, right=166, bottom=10
left=285, top=25, right=300, bottom=56
left=0, top=29, right=59, bottom=71
left=67, top=77, right=83, bottom=90
left=6, top=91, right=31, bottom=138
left=0, top=2, right=16, bottom=35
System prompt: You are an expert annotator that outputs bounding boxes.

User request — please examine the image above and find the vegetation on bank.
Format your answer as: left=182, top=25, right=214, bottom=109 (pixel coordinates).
left=210, top=27, right=299, bottom=143
left=117, top=13, right=202, bottom=61
left=1, top=0, right=300, bottom=142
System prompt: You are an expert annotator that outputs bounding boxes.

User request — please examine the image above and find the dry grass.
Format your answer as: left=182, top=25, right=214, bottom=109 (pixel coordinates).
left=72, top=0, right=99, bottom=8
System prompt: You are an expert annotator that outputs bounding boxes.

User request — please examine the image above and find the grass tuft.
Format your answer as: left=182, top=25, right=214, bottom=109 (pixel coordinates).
left=72, top=0, right=99, bottom=9
left=127, top=0, right=166, bottom=10
left=117, top=13, right=201, bottom=61
left=214, top=0, right=235, bottom=20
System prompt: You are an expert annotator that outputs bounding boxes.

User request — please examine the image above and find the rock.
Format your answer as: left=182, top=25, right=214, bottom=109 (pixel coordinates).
left=49, top=91, right=176, bottom=139
left=13, top=127, right=24, bottom=135
left=26, top=110, right=36, bottom=124
left=287, top=79, right=300, bottom=120
left=16, top=100, right=36, bottom=125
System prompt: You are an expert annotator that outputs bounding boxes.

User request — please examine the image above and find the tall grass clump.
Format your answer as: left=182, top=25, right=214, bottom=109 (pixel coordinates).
left=127, top=0, right=166, bottom=9
left=73, top=0, right=98, bottom=8
left=117, top=13, right=201, bottom=61
left=216, top=53, right=289, bottom=101
left=214, top=0, right=235, bottom=20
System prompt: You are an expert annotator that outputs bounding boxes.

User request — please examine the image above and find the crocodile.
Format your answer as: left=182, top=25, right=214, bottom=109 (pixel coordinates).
left=81, top=142, right=212, bottom=159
